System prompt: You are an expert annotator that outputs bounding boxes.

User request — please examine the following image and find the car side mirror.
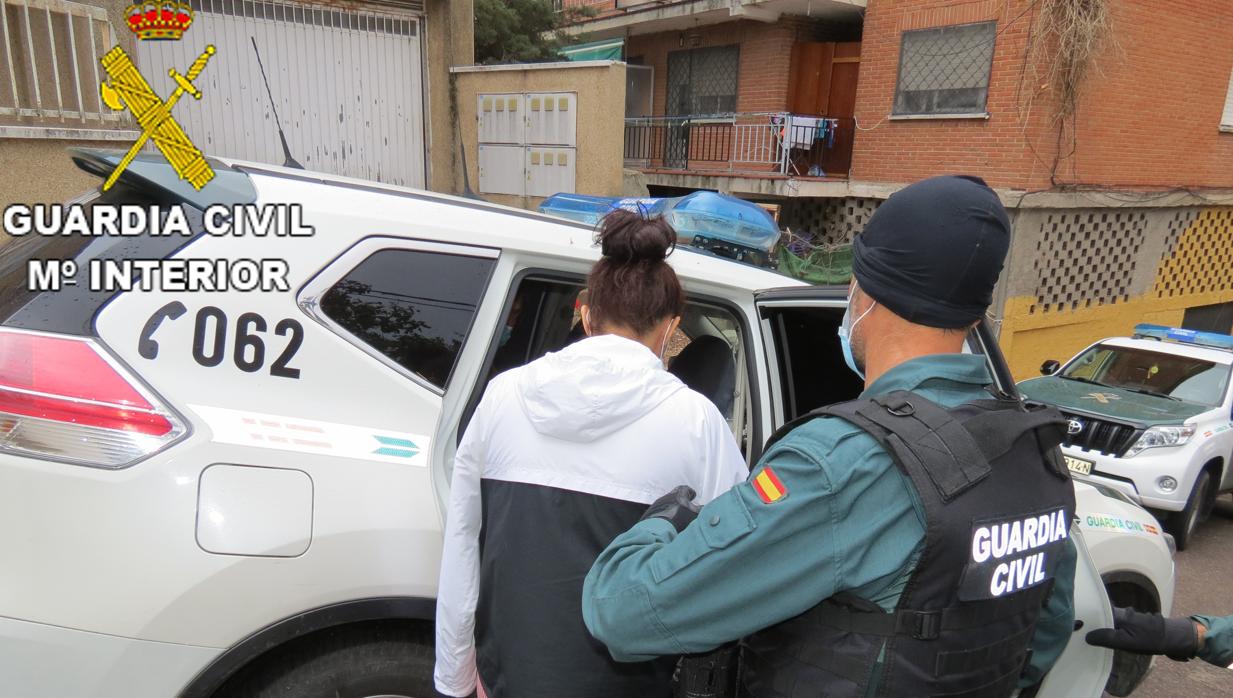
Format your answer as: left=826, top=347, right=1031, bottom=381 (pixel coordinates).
left=1041, top=360, right=1060, bottom=376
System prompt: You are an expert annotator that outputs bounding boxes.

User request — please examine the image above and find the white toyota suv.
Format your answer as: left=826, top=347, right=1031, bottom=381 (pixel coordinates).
left=0, top=149, right=1172, bottom=698
left=1021, top=324, right=1233, bottom=551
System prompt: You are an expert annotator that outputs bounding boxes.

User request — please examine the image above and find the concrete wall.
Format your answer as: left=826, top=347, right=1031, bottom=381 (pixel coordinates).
left=452, top=61, right=626, bottom=210
left=0, top=0, right=138, bottom=207
left=0, top=0, right=136, bottom=130
left=997, top=203, right=1233, bottom=380
left=426, top=0, right=475, bottom=195
left=775, top=190, right=1233, bottom=381
left=850, top=0, right=1233, bottom=190
left=0, top=140, right=113, bottom=209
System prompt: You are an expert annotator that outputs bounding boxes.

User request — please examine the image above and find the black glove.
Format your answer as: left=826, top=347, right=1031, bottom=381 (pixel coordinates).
left=641, top=485, right=700, bottom=532
left=1085, top=607, right=1200, bottom=661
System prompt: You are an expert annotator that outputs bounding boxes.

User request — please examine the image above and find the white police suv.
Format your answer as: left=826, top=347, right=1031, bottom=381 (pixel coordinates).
left=1022, top=324, right=1233, bottom=551
left=0, top=149, right=1171, bottom=698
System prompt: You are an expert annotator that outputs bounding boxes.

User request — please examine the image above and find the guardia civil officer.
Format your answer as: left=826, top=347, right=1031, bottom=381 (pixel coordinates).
left=1087, top=607, right=1233, bottom=668
left=582, top=175, right=1079, bottom=697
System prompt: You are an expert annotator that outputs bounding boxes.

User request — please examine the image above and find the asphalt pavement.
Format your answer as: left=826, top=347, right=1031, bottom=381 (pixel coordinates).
left=1127, top=497, right=1233, bottom=697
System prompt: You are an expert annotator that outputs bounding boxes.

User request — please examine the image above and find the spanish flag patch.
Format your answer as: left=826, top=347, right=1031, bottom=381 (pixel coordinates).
left=752, top=466, right=787, bottom=504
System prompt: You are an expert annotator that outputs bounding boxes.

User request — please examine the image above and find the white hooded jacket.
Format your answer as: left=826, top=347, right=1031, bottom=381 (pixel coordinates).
left=434, top=334, right=748, bottom=697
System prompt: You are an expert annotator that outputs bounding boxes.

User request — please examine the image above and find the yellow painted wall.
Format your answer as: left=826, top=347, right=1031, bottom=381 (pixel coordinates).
left=1000, top=208, right=1233, bottom=381
left=452, top=62, right=626, bottom=210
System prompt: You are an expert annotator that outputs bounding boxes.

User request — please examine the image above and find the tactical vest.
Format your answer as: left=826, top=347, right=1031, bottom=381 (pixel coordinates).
left=740, top=391, right=1075, bottom=698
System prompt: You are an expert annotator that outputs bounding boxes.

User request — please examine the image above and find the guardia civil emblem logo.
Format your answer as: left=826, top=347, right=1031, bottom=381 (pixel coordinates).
left=97, top=1, right=215, bottom=190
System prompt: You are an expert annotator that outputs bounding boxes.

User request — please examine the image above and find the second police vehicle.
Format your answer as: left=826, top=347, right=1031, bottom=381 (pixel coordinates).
left=1022, top=324, right=1233, bottom=550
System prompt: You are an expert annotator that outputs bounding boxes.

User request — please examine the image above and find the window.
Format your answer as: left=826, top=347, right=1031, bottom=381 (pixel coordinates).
left=1061, top=344, right=1232, bottom=407
left=667, top=46, right=739, bottom=116
left=487, top=277, right=587, bottom=380
left=626, top=64, right=653, bottom=118
left=762, top=306, right=865, bottom=421
left=1183, top=301, right=1233, bottom=335
left=465, top=274, right=757, bottom=458
left=893, top=22, right=996, bottom=117
left=320, top=248, right=494, bottom=390
left=0, top=0, right=127, bottom=132
left=669, top=302, right=754, bottom=457
left=1222, top=67, right=1233, bottom=131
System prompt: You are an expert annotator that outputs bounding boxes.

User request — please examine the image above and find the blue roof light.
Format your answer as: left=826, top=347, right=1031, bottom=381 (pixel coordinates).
left=1133, top=323, right=1233, bottom=351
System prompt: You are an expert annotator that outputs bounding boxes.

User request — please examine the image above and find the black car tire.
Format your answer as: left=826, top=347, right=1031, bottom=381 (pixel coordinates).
left=1168, top=470, right=1213, bottom=552
left=219, top=622, right=435, bottom=698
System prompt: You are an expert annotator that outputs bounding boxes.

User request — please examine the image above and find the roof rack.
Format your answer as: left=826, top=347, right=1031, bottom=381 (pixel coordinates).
left=1132, top=324, right=1233, bottom=352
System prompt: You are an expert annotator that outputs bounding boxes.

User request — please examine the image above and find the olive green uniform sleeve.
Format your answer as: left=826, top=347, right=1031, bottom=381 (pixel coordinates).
left=582, top=424, right=924, bottom=661
left=1195, top=614, right=1233, bottom=667
left=1017, top=536, right=1077, bottom=688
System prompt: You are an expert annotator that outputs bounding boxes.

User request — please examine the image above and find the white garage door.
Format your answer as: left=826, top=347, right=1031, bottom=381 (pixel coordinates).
left=140, top=0, right=426, bottom=188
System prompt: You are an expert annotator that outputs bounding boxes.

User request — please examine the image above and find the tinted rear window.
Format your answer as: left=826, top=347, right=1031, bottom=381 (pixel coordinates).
left=0, top=184, right=205, bottom=336
left=320, top=248, right=495, bottom=390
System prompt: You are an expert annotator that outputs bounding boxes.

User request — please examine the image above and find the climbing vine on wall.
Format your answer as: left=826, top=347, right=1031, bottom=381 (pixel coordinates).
left=1018, top=0, right=1117, bottom=184
left=1031, top=0, right=1115, bottom=119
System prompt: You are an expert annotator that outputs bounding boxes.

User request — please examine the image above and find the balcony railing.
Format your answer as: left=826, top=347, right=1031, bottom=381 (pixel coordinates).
left=624, top=112, right=854, bottom=178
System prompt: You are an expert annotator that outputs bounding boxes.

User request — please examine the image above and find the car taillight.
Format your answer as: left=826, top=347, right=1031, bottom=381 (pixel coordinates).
left=0, top=328, right=184, bottom=468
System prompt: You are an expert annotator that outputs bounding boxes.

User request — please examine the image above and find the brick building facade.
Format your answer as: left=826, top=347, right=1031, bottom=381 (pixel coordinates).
left=564, top=0, right=1233, bottom=379
left=851, top=0, right=1233, bottom=190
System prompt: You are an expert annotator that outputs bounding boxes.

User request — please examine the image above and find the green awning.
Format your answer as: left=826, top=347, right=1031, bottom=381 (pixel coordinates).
left=560, top=38, right=624, bottom=62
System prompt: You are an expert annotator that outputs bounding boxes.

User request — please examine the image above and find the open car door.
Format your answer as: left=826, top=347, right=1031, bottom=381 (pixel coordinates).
left=755, top=286, right=1116, bottom=697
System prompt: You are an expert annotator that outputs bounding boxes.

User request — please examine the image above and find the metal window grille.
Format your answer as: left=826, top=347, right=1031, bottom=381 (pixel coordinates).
left=0, top=0, right=121, bottom=122
left=664, top=45, right=737, bottom=168
left=893, top=21, right=995, bottom=116
left=666, top=45, right=738, bottom=116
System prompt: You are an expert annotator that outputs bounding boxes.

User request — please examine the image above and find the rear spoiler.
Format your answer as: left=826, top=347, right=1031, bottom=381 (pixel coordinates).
left=69, top=147, right=256, bottom=209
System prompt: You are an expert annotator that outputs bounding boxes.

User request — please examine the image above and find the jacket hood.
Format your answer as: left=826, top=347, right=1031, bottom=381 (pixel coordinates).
left=516, top=334, right=686, bottom=443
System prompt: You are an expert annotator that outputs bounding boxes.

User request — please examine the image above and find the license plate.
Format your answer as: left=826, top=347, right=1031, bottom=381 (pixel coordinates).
left=1065, top=455, right=1094, bottom=476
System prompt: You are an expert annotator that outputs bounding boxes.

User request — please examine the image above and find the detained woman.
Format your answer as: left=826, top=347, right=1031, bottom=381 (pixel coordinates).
left=434, top=210, right=748, bottom=698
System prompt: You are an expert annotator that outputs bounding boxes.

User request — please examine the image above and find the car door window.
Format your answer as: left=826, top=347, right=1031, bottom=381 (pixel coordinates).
left=319, top=248, right=495, bottom=390
left=762, top=305, right=865, bottom=421
left=761, top=300, right=1015, bottom=425
left=466, top=273, right=756, bottom=458
left=487, top=277, right=587, bottom=379
left=668, top=303, right=753, bottom=457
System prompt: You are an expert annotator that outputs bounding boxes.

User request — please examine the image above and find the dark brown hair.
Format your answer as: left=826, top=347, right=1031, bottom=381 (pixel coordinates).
left=586, top=209, right=685, bottom=335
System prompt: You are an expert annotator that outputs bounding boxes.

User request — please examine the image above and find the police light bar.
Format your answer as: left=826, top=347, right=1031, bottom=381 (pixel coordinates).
left=1133, top=324, right=1233, bottom=352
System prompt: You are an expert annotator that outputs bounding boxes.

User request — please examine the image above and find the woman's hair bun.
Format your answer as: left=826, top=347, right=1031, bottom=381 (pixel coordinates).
left=595, top=208, right=676, bottom=263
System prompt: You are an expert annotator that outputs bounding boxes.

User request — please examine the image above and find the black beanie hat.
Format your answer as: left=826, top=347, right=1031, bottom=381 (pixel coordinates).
left=852, top=175, right=1010, bottom=329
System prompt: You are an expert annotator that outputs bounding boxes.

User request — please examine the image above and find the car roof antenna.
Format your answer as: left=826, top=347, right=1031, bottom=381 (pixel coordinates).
left=250, top=37, right=303, bottom=169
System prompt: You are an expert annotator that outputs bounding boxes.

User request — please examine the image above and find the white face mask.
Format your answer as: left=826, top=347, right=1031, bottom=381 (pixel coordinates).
left=838, top=295, right=875, bottom=380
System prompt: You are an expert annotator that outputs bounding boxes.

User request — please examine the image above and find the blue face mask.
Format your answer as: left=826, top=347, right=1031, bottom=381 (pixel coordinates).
left=837, top=299, right=875, bottom=381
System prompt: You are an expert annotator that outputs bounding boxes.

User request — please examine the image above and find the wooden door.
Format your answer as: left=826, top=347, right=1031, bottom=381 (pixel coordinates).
left=822, top=42, right=860, bottom=176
